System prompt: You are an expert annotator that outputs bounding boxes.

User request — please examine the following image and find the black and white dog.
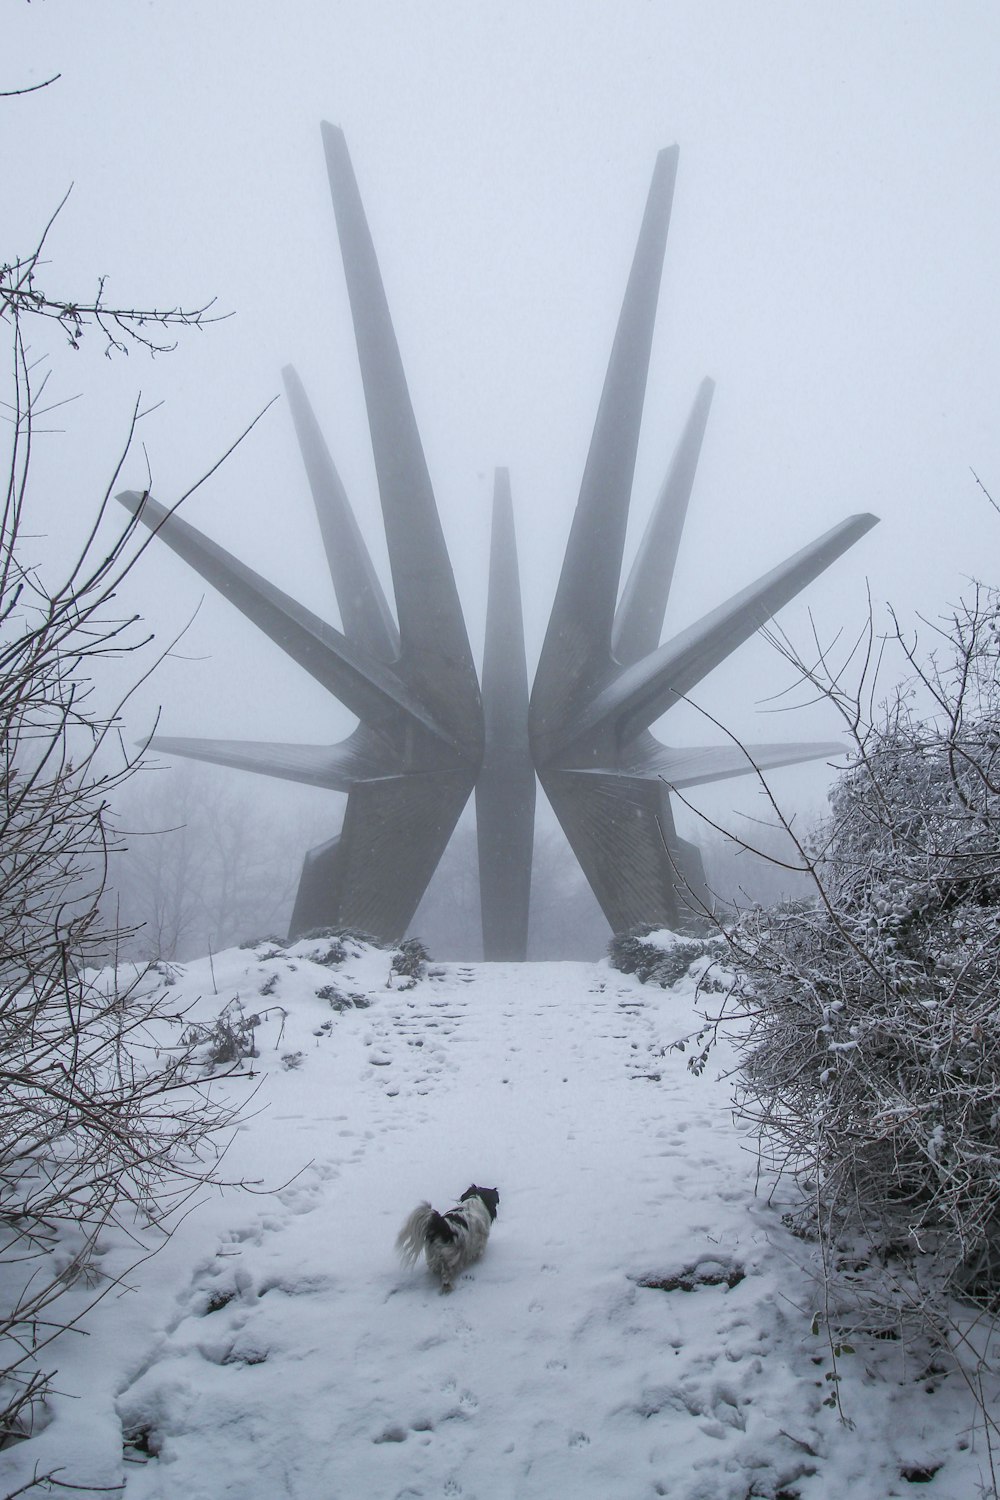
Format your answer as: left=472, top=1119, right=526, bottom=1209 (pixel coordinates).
left=396, top=1185, right=500, bottom=1292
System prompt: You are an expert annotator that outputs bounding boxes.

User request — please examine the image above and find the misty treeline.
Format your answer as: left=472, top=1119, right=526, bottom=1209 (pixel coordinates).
left=99, top=779, right=611, bottom=961
left=97, top=767, right=813, bottom=966
left=99, top=765, right=313, bottom=962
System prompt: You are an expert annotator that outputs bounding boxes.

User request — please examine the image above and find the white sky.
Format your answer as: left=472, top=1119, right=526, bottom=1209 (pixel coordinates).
left=7, top=1, right=1000, bottom=836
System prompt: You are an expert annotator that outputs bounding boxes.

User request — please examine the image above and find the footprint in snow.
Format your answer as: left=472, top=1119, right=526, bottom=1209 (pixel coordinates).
left=440, top=1380, right=478, bottom=1413
left=634, top=1256, right=746, bottom=1293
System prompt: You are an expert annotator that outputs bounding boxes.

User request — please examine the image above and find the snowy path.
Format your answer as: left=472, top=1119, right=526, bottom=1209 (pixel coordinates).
left=5, top=940, right=988, bottom=1499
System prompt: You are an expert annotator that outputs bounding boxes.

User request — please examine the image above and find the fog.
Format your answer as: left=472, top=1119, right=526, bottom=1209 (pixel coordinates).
left=8, top=2, right=1000, bottom=951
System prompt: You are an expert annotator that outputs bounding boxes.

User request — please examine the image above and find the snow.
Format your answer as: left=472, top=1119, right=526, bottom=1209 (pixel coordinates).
left=3, top=935, right=995, bottom=1499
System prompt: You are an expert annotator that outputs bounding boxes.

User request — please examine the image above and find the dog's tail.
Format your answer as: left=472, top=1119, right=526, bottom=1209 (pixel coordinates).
left=395, top=1202, right=436, bottom=1266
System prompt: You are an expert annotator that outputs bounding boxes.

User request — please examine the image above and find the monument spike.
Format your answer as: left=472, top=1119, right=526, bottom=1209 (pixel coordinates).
left=476, top=468, right=535, bottom=961
left=146, top=729, right=388, bottom=791
left=531, top=145, right=679, bottom=725
left=612, top=376, right=715, bottom=667
left=289, top=770, right=475, bottom=940
left=321, top=122, right=482, bottom=755
left=615, top=511, right=879, bottom=747
left=282, top=365, right=400, bottom=662
left=619, top=734, right=845, bottom=787
left=124, top=129, right=486, bottom=945
left=117, top=490, right=450, bottom=745
left=539, top=768, right=710, bottom=935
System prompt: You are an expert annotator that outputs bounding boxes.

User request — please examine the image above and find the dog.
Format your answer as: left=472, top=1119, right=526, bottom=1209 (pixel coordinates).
left=396, top=1185, right=500, bottom=1292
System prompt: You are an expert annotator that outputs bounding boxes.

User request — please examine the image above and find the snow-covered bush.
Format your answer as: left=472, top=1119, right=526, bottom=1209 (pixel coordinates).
left=609, top=926, right=725, bottom=988
left=183, top=997, right=266, bottom=1066
left=389, top=936, right=430, bottom=985
left=726, top=583, right=1000, bottom=1312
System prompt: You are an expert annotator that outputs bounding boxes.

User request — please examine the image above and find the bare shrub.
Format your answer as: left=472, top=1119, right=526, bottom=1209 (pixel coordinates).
left=0, top=367, right=256, bottom=1467
left=0, top=113, right=250, bottom=1473
left=2, top=179, right=222, bottom=357
left=0, top=432, right=251, bottom=1459
left=182, top=997, right=266, bottom=1068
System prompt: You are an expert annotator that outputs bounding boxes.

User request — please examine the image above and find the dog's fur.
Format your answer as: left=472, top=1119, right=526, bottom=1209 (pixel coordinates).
left=396, top=1185, right=500, bottom=1292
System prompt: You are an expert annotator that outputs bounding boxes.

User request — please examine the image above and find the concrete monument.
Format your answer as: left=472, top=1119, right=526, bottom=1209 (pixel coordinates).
left=119, top=128, right=876, bottom=957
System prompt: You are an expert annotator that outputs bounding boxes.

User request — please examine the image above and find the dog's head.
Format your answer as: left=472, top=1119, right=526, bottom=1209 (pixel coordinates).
left=460, top=1185, right=500, bottom=1221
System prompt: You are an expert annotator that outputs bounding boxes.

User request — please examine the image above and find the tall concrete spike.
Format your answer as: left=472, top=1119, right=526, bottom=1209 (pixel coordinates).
left=539, top=769, right=711, bottom=935
left=321, top=122, right=481, bottom=755
left=612, top=377, right=715, bottom=667
left=117, top=490, right=443, bottom=743
left=282, top=365, right=400, bottom=663
left=289, top=771, right=475, bottom=941
left=620, top=733, right=845, bottom=788
left=531, top=145, right=679, bottom=728
left=146, top=729, right=388, bottom=791
left=476, top=469, right=535, bottom=961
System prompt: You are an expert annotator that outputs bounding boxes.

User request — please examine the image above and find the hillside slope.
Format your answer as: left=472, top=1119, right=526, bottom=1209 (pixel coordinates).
left=4, top=937, right=993, bottom=1499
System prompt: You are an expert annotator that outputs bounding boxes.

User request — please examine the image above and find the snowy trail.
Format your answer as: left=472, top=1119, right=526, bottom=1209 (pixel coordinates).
left=118, top=956, right=790, bottom=1500
left=5, top=940, right=987, bottom=1500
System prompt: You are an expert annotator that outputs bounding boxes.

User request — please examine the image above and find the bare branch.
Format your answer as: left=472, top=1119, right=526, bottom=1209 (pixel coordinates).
left=0, top=73, right=62, bottom=99
left=1, top=190, right=229, bottom=357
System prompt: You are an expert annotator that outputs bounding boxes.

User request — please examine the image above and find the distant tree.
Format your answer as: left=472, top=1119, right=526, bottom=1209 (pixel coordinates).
left=104, top=764, right=315, bottom=961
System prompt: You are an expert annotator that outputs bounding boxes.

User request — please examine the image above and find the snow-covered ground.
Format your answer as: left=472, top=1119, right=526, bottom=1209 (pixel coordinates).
left=3, top=935, right=995, bottom=1499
